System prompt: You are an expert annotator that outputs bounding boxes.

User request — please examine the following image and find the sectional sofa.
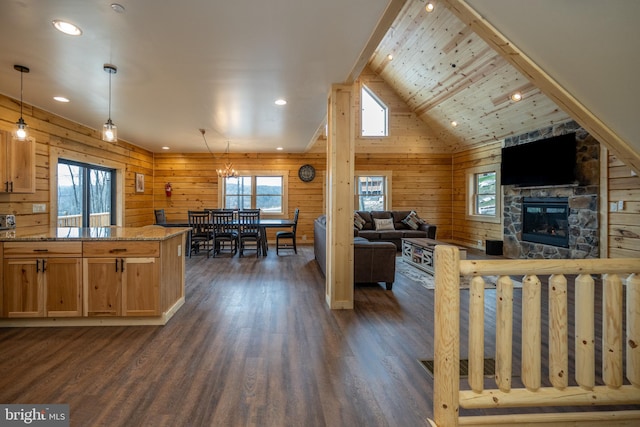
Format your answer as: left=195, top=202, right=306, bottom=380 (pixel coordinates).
left=314, top=215, right=396, bottom=289
left=354, top=210, right=436, bottom=250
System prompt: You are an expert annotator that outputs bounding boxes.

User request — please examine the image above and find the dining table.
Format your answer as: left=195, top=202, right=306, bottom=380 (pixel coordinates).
left=160, top=217, right=295, bottom=256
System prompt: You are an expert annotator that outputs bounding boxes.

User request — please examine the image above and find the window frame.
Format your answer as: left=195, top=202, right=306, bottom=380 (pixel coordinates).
left=360, top=84, right=389, bottom=137
left=50, top=147, right=125, bottom=227
left=466, top=164, right=501, bottom=224
left=218, top=171, right=288, bottom=218
left=354, top=171, right=392, bottom=211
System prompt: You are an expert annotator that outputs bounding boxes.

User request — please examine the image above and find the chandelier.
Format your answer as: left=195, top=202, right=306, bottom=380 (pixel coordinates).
left=217, top=141, right=238, bottom=178
left=199, top=129, right=238, bottom=179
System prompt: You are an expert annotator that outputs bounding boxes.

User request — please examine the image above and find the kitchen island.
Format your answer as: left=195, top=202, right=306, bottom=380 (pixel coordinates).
left=0, top=226, right=190, bottom=327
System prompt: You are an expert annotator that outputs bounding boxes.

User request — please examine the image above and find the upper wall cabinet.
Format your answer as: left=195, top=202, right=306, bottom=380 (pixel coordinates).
left=0, top=130, right=36, bottom=193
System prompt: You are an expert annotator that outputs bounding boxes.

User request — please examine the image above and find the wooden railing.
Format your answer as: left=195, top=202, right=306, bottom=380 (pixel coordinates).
left=429, top=245, right=640, bottom=427
left=57, top=213, right=111, bottom=227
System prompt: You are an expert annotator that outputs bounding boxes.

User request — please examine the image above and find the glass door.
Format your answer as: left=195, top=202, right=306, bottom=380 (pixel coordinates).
left=57, top=160, right=115, bottom=227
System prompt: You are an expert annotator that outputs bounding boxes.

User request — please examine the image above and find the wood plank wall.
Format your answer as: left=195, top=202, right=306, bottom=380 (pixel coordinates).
left=451, top=141, right=503, bottom=249
left=0, top=94, right=154, bottom=231
left=607, top=153, right=640, bottom=257
left=152, top=153, right=326, bottom=244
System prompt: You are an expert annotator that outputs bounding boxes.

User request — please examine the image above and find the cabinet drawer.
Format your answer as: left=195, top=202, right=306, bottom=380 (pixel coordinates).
left=3, top=241, right=82, bottom=258
left=83, top=241, right=160, bottom=257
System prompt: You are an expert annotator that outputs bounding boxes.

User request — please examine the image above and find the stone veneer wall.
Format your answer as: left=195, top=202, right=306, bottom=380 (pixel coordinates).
left=503, top=121, right=600, bottom=259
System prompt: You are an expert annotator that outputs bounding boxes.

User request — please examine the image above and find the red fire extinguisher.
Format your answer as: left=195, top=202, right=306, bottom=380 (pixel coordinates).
left=165, top=182, right=172, bottom=197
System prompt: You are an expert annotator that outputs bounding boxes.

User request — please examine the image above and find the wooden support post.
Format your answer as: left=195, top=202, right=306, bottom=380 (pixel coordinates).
left=603, top=274, right=623, bottom=389
left=548, top=274, right=568, bottom=390
left=325, top=84, right=355, bottom=309
left=434, top=245, right=460, bottom=427
left=575, top=273, right=595, bottom=390
left=628, top=274, right=640, bottom=387
left=522, top=274, right=541, bottom=391
left=468, top=275, right=485, bottom=393
left=495, top=275, right=513, bottom=392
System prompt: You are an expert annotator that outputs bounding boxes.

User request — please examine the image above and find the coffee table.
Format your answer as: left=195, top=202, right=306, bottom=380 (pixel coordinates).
left=401, top=238, right=467, bottom=275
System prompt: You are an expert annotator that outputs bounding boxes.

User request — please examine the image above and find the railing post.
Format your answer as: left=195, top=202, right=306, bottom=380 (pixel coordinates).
left=522, top=274, right=541, bottom=391
left=603, top=273, right=623, bottom=389
left=434, top=245, right=460, bottom=427
left=627, top=273, right=640, bottom=387
left=496, top=275, right=513, bottom=392
left=549, top=274, right=568, bottom=389
left=575, top=274, right=595, bottom=390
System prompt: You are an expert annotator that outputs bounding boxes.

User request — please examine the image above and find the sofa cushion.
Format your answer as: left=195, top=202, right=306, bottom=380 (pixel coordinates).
left=374, top=218, right=395, bottom=231
left=401, top=210, right=426, bottom=230
left=354, top=212, right=366, bottom=230
left=356, top=211, right=374, bottom=230
left=402, top=229, right=430, bottom=238
left=379, top=230, right=404, bottom=239
left=357, top=230, right=380, bottom=240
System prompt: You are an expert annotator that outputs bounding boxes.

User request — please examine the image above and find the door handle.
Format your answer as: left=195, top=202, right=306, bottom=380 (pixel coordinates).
left=42, top=259, right=47, bottom=272
left=120, top=259, right=125, bottom=272
left=115, top=258, right=119, bottom=272
left=36, top=259, right=40, bottom=273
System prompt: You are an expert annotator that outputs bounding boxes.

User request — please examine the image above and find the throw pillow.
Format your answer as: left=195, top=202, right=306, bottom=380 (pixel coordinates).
left=374, top=218, right=395, bottom=231
left=354, top=212, right=366, bottom=230
left=402, top=211, right=425, bottom=230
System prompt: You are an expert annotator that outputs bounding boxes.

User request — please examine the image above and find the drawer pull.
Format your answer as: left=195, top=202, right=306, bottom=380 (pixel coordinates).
left=109, top=248, right=128, bottom=253
left=33, top=249, right=49, bottom=252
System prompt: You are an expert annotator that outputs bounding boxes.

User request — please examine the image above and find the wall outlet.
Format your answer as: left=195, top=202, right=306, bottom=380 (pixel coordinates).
left=617, top=200, right=624, bottom=211
left=302, top=234, right=307, bottom=241
left=32, top=203, right=46, bottom=213
left=477, top=239, right=483, bottom=247
left=177, top=244, right=182, bottom=257
left=610, top=202, right=618, bottom=212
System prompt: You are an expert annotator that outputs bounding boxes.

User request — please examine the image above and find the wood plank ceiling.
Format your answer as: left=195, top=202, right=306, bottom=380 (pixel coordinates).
left=368, top=0, right=570, bottom=153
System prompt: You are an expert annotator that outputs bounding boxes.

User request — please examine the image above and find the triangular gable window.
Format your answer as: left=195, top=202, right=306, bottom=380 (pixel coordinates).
left=361, top=85, right=388, bottom=137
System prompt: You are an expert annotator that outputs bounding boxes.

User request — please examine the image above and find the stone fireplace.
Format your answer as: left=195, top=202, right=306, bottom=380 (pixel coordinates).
left=502, top=121, right=600, bottom=259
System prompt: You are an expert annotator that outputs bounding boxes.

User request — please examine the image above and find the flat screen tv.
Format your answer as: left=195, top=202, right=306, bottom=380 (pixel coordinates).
left=501, top=133, right=577, bottom=187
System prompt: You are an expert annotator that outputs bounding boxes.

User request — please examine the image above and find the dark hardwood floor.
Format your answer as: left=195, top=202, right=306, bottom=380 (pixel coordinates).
left=0, top=245, right=438, bottom=427
left=1, top=245, right=637, bottom=426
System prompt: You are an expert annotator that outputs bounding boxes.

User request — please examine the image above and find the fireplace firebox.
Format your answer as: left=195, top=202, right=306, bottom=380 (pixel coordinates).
left=522, top=197, right=569, bottom=248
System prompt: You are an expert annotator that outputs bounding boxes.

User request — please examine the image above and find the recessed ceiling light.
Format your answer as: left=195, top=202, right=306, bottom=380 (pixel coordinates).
left=425, top=3, right=435, bottom=13
left=276, top=147, right=283, bottom=151
left=451, top=121, right=458, bottom=127
left=52, top=20, right=82, bottom=36
left=275, top=99, right=287, bottom=106
left=110, top=3, right=125, bottom=13
left=53, top=96, right=70, bottom=103
left=510, top=92, right=523, bottom=102
left=387, top=54, right=393, bottom=61
left=162, top=146, right=170, bottom=150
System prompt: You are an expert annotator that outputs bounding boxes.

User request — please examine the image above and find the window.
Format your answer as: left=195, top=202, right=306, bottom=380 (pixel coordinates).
left=355, top=172, right=391, bottom=211
left=361, top=85, right=388, bottom=137
left=466, top=166, right=500, bottom=223
left=221, top=173, right=286, bottom=215
left=57, top=159, right=116, bottom=227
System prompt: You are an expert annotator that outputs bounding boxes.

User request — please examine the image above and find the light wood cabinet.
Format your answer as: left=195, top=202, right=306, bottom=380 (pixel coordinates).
left=0, top=130, right=36, bottom=193
left=83, top=242, right=160, bottom=317
left=2, top=242, right=82, bottom=318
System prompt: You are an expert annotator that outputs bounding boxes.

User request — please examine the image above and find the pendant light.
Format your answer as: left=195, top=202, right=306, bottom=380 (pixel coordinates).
left=13, top=64, right=30, bottom=141
left=102, top=64, right=118, bottom=142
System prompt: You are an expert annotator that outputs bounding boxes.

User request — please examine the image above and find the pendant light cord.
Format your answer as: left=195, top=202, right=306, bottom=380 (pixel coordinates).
left=19, top=71, right=24, bottom=119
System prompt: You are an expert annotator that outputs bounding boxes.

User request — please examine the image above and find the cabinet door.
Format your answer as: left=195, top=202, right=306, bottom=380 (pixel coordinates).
left=123, top=257, right=160, bottom=316
left=84, top=258, right=122, bottom=316
left=46, top=258, right=82, bottom=317
left=3, top=259, right=43, bottom=317
left=0, top=131, right=36, bottom=193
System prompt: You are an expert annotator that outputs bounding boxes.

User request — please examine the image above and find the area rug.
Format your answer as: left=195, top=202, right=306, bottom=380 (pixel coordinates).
left=396, top=257, right=522, bottom=290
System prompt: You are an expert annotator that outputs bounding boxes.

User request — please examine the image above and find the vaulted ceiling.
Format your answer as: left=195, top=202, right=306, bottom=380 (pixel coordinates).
left=0, top=0, right=638, bottom=171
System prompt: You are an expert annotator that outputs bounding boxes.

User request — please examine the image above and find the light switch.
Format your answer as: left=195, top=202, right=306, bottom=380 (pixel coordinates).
left=618, top=200, right=624, bottom=211
left=610, top=202, right=618, bottom=212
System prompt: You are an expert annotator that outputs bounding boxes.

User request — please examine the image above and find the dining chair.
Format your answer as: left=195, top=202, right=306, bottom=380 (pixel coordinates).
left=188, top=210, right=213, bottom=257
left=237, top=209, right=261, bottom=258
left=154, top=209, right=166, bottom=224
left=211, top=210, right=238, bottom=256
left=276, top=208, right=299, bottom=255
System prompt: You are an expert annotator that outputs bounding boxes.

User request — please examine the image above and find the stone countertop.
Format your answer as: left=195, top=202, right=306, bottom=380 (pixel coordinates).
left=0, top=226, right=191, bottom=242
